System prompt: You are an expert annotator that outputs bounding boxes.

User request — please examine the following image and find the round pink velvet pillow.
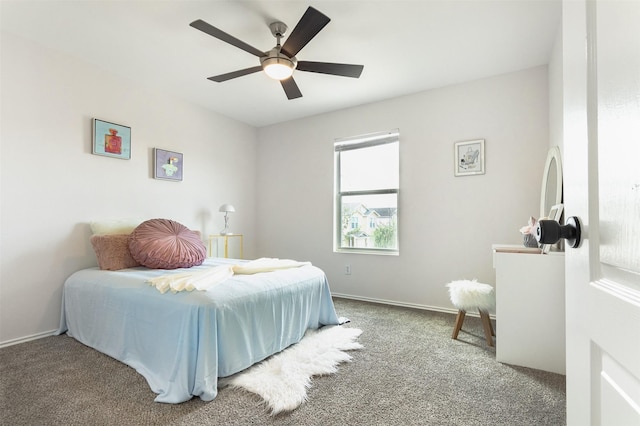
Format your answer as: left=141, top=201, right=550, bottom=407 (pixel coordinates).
left=128, top=219, right=206, bottom=269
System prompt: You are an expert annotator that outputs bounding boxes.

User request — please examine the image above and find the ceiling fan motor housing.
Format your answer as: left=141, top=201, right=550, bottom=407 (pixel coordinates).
left=261, top=47, right=297, bottom=67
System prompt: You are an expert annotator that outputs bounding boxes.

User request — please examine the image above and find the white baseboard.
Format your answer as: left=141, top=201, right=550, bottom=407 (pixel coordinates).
left=0, top=296, right=493, bottom=349
left=0, top=329, right=58, bottom=349
left=331, top=292, right=495, bottom=319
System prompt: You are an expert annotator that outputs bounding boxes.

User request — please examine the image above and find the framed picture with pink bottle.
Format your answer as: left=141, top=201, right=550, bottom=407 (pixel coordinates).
left=92, top=118, right=131, bottom=159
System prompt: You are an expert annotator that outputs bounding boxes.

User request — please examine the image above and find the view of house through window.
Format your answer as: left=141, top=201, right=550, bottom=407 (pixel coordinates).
left=334, top=129, right=399, bottom=253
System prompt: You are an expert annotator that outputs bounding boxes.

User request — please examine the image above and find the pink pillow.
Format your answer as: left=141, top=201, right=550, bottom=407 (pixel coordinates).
left=90, top=234, right=141, bottom=270
left=128, top=219, right=206, bottom=269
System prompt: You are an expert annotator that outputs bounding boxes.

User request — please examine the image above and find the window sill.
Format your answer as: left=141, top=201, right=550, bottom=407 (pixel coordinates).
left=335, top=248, right=399, bottom=256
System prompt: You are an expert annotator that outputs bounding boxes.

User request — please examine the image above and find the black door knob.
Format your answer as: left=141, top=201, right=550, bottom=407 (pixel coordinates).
left=534, top=216, right=582, bottom=248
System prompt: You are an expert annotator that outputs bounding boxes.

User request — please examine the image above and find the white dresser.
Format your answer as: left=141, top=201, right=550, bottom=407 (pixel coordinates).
left=493, top=245, right=566, bottom=374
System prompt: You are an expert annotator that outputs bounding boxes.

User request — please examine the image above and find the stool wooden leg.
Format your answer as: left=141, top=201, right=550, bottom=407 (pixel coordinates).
left=489, top=315, right=495, bottom=337
left=479, top=309, right=494, bottom=347
left=452, top=310, right=466, bottom=340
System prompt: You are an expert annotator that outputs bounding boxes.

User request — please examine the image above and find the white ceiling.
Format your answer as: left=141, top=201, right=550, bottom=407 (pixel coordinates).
left=1, top=0, right=561, bottom=128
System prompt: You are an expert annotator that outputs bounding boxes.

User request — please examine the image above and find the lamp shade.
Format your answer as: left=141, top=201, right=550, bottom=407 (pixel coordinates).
left=219, top=204, right=235, bottom=213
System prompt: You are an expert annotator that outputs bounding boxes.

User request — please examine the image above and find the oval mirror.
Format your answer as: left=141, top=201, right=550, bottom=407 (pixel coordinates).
left=540, top=146, right=563, bottom=218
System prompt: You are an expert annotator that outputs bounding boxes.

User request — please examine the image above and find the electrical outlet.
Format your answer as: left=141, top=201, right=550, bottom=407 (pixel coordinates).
left=345, top=265, right=351, bottom=275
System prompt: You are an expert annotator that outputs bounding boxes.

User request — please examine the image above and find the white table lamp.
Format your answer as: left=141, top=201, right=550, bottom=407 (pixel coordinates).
left=218, top=204, right=235, bottom=235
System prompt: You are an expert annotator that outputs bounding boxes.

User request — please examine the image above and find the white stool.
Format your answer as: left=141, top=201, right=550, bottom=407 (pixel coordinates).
left=446, top=279, right=495, bottom=347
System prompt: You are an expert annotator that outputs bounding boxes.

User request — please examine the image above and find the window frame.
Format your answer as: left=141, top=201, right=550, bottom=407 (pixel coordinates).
left=334, top=129, right=399, bottom=255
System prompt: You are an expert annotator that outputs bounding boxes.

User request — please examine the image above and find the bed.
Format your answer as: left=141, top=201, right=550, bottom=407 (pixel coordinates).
left=56, top=257, right=339, bottom=403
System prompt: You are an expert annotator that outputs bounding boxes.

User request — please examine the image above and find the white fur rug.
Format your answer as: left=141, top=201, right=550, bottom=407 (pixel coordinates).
left=218, top=325, right=363, bottom=415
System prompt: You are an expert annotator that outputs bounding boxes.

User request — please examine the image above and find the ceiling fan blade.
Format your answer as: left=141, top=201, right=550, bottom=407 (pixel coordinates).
left=280, top=77, right=302, bottom=100
left=208, top=66, right=263, bottom=82
left=280, top=7, right=330, bottom=58
left=190, top=19, right=265, bottom=58
left=297, top=61, right=364, bottom=78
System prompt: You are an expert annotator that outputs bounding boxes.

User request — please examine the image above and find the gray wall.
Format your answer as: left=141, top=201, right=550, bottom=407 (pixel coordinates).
left=256, top=66, right=550, bottom=312
left=1, top=30, right=551, bottom=345
left=0, top=33, right=258, bottom=345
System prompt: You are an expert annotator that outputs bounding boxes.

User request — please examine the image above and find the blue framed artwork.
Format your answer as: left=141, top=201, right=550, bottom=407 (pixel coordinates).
left=92, top=118, right=131, bottom=159
left=154, top=148, right=183, bottom=181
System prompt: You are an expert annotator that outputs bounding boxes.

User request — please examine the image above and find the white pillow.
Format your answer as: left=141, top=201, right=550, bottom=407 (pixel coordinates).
left=90, top=218, right=144, bottom=235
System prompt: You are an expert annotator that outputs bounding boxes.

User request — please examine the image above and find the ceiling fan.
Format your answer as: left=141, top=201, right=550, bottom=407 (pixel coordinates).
left=190, top=6, right=364, bottom=100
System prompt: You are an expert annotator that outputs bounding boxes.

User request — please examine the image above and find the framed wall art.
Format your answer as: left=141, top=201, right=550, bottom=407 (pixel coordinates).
left=454, top=139, right=485, bottom=176
left=92, top=118, right=131, bottom=159
left=154, top=148, right=183, bottom=181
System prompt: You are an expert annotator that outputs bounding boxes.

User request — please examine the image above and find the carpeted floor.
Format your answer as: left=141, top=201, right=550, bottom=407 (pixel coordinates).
left=0, top=297, right=565, bottom=425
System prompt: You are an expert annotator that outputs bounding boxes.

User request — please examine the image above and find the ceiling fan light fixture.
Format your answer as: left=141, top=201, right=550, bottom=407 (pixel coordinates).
left=261, top=56, right=296, bottom=80
left=192, top=7, right=363, bottom=99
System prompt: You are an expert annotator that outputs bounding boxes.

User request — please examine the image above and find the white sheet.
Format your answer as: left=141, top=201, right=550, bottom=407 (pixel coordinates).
left=147, top=258, right=311, bottom=294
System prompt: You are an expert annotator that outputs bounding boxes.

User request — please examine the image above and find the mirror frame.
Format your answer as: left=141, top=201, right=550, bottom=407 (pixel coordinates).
left=540, top=146, right=563, bottom=218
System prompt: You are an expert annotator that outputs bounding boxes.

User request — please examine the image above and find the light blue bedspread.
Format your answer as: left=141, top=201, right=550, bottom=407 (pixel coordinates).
left=56, top=258, right=339, bottom=403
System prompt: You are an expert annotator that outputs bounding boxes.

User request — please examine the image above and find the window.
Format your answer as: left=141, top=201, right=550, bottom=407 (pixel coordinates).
left=350, top=216, right=359, bottom=229
left=334, top=129, right=399, bottom=254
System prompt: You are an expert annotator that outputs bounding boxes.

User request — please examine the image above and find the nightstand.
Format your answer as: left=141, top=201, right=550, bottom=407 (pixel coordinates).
left=208, top=234, right=243, bottom=259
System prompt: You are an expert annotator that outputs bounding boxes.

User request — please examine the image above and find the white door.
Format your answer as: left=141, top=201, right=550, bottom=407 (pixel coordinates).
left=563, top=1, right=640, bottom=425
